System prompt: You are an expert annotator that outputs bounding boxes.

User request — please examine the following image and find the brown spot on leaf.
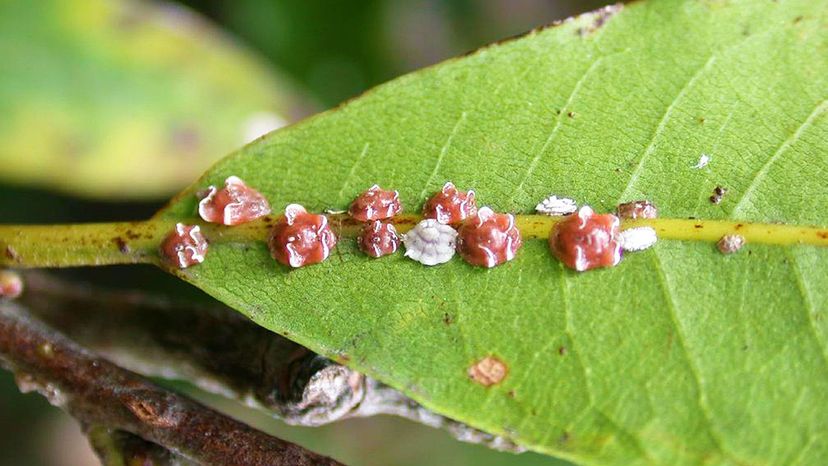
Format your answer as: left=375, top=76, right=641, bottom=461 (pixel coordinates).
left=468, top=356, right=508, bottom=387
left=442, top=312, right=454, bottom=325
left=558, top=346, right=568, bottom=356
left=709, top=186, right=728, bottom=204
left=817, top=231, right=828, bottom=239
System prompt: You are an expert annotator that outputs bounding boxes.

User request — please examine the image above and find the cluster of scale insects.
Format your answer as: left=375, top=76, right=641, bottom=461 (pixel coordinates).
left=159, top=177, right=743, bottom=272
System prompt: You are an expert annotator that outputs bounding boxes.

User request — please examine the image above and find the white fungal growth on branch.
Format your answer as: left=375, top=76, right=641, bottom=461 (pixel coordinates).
left=619, top=227, right=658, bottom=252
left=535, top=195, right=577, bottom=216
left=402, top=219, right=458, bottom=265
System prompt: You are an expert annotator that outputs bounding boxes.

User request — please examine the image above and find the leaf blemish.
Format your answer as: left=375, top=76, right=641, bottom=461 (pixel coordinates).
left=709, top=186, right=728, bottom=204
left=468, top=356, right=508, bottom=387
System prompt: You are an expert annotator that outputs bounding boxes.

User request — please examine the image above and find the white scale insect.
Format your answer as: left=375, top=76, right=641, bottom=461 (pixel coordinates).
left=535, top=195, right=577, bottom=216
left=619, top=226, right=658, bottom=252
left=402, top=219, right=458, bottom=266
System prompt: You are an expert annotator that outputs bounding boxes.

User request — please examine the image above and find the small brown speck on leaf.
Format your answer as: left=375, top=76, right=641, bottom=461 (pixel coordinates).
left=567, top=111, right=576, bottom=118
left=558, top=346, right=568, bottom=356
left=468, top=356, right=508, bottom=387
left=442, top=312, right=454, bottom=325
left=709, top=186, right=728, bottom=204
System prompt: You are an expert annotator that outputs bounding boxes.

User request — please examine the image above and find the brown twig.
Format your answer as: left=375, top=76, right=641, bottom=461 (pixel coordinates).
left=18, top=272, right=524, bottom=452
left=86, top=425, right=197, bottom=466
left=0, top=301, right=345, bottom=466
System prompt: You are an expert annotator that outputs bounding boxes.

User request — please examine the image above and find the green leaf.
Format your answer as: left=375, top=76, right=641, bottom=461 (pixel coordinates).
left=157, top=1, right=828, bottom=464
left=0, top=0, right=306, bottom=199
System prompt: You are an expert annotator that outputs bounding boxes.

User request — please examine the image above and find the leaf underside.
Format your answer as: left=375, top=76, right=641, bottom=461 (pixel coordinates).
left=0, top=0, right=301, bottom=199
left=159, top=1, right=828, bottom=464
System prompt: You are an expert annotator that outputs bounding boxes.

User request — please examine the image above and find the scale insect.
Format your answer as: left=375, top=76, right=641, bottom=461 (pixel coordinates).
left=548, top=206, right=622, bottom=271
left=619, top=227, right=658, bottom=252
left=403, top=219, right=458, bottom=266
left=160, top=223, right=209, bottom=269
left=717, top=234, right=745, bottom=254
left=197, top=176, right=271, bottom=226
left=456, top=207, right=522, bottom=268
left=535, top=195, right=577, bottom=216
left=268, top=204, right=337, bottom=268
left=348, top=185, right=402, bottom=222
left=616, top=200, right=658, bottom=219
left=358, top=221, right=400, bottom=258
left=422, top=182, right=478, bottom=225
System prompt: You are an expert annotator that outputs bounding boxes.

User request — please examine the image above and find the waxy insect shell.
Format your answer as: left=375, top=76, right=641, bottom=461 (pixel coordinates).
left=349, top=185, right=402, bottom=221
left=161, top=223, right=209, bottom=269
left=198, top=176, right=271, bottom=226
left=548, top=206, right=622, bottom=271
left=403, top=219, right=458, bottom=266
left=616, top=200, right=658, bottom=219
left=358, top=221, right=400, bottom=258
left=422, top=182, right=477, bottom=225
left=269, top=204, right=337, bottom=268
left=456, top=207, right=522, bottom=268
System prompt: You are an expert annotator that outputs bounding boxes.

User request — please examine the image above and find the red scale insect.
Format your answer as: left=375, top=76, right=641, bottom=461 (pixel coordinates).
left=358, top=221, right=400, bottom=258
left=269, top=204, right=337, bottom=268
left=422, top=182, right=477, bottom=225
left=548, top=206, right=622, bottom=271
left=198, top=176, right=271, bottom=226
left=348, top=185, right=402, bottom=221
left=457, top=207, right=522, bottom=268
left=161, top=223, right=209, bottom=269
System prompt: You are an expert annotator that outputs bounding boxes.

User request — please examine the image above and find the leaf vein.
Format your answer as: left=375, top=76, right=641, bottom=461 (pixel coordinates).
left=731, top=99, right=828, bottom=216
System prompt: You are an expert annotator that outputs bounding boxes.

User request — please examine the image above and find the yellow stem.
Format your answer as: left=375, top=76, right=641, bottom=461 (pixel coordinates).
left=1, top=214, right=826, bottom=268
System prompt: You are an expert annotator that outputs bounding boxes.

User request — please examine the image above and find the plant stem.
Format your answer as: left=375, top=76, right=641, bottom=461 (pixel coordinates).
left=0, top=301, right=346, bottom=466
left=1, top=214, right=827, bottom=268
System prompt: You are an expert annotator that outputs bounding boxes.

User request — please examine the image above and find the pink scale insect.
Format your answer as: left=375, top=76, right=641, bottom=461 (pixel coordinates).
left=268, top=204, right=337, bottom=268
left=456, top=207, right=522, bottom=268
left=198, top=176, right=271, bottom=226
left=348, top=185, right=402, bottom=222
left=358, top=220, right=400, bottom=258
left=160, top=223, right=209, bottom=269
left=548, top=206, right=622, bottom=271
left=422, top=182, right=478, bottom=225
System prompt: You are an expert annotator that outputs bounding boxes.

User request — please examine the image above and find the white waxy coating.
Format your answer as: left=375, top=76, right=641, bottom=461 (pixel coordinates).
left=619, top=226, right=658, bottom=252
left=177, top=223, right=206, bottom=265
left=693, top=153, right=711, bottom=169
left=402, top=219, right=458, bottom=266
left=535, top=195, right=577, bottom=216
